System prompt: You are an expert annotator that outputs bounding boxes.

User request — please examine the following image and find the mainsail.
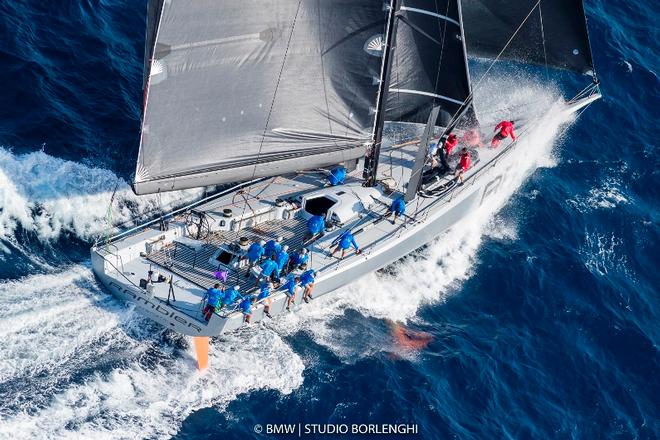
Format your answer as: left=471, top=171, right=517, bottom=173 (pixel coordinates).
left=134, top=0, right=388, bottom=194
left=460, top=0, right=595, bottom=75
left=386, top=0, right=472, bottom=127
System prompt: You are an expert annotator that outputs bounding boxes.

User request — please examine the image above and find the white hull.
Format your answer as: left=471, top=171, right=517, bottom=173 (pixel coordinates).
left=91, top=94, right=599, bottom=336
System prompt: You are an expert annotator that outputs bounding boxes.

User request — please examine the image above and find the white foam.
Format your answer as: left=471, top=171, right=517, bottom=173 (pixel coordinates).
left=568, top=177, right=629, bottom=212
left=271, top=86, right=576, bottom=359
left=0, top=148, right=203, bottom=243
left=0, top=266, right=304, bottom=439
left=581, top=230, right=629, bottom=277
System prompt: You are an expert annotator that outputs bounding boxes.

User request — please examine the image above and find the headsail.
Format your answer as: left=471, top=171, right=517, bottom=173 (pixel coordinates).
left=460, top=0, right=595, bottom=75
left=386, top=0, right=472, bottom=127
left=134, top=0, right=388, bottom=194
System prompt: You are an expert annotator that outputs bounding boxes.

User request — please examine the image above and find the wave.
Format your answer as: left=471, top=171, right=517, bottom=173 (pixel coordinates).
left=0, top=148, right=203, bottom=244
left=0, top=80, right=580, bottom=436
left=268, top=87, right=576, bottom=360
left=0, top=265, right=304, bottom=439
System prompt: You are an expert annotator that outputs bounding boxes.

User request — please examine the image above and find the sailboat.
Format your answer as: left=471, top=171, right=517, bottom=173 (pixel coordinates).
left=92, top=0, right=601, bottom=341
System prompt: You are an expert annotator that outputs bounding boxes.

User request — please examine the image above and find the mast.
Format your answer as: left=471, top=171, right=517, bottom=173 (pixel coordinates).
left=363, top=0, right=400, bottom=187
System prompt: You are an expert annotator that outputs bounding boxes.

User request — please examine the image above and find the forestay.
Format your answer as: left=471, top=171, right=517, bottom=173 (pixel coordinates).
left=460, top=0, right=595, bottom=75
left=134, top=0, right=388, bottom=194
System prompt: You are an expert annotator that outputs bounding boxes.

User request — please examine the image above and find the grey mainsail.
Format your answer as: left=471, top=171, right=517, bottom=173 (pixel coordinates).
left=134, top=0, right=388, bottom=194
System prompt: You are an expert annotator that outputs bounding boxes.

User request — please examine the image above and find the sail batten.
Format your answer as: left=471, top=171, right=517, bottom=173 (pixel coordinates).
left=134, top=0, right=388, bottom=194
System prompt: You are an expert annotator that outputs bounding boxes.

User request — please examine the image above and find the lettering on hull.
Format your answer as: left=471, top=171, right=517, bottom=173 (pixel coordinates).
left=480, top=175, right=503, bottom=205
left=108, top=281, right=203, bottom=333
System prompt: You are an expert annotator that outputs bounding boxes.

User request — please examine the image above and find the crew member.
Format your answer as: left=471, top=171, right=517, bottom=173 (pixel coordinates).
left=436, top=134, right=457, bottom=171
left=444, top=133, right=459, bottom=155
left=203, top=283, right=222, bottom=321
left=275, top=245, right=290, bottom=276
left=491, top=120, right=516, bottom=148
left=301, top=269, right=317, bottom=303
left=258, top=256, right=279, bottom=286
left=258, top=281, right=273, bottom=318
left=288, top=248, right=309, bottom=272
left=282, top=275, right=301, bottom=311
left=327, top=166, right=347, bottom=186
left=306, top=215, right=325, bottom=240
left=240, top=296, right=257, bottom=324
left=264, top=236, right=283, bottom=258
left=387, top=196, right=406, bottom=224
left=331, top=230, right=361, bottom=260
left=245, top=240, right=266, bottom=277
left=222, top=284, right=243, bottom=308
left=454, top=147, right=472, bottom=183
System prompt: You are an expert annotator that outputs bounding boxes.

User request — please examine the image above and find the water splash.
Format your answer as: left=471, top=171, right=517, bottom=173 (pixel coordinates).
left=270, top=89, right=576, bottom=359
left=0, top=148, right=203, bottom=244
left=0, top=266, right=304, bottom=439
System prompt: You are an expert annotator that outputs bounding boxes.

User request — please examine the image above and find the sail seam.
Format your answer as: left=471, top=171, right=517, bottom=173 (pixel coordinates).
left=399, top=6, right=460, bottom=26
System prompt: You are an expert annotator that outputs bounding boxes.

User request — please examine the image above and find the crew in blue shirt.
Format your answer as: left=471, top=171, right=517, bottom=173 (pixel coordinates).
left=307, top=215, right=325, bottom=240
left=222, top=285, right=243, bottom=307
left=258, top=256, right=279, bottom=286
left=258, top=281, right=273, bottom=318
left=203, top=283, right=223, bottom=321
left=240, top=296, right=257, bottom=323
left=288, top=248, right=309, bottom=271
left=282, top=275, right=301, bottom=311
left=264, top=236, right=283, bottom=258
left=275, top=245, right=290, bottom=276
left=245, top=240, right=266, bottom=277
left=387, top=196, right=406, bottom=224
left=301, top=269, right=317, bottom=303
left=331, top=230, right=361, bottom=260
left=327, top=166, right=346, bottom=186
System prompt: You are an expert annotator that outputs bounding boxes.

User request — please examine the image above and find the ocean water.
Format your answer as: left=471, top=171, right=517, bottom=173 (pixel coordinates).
left=0, top=1, right=658, bottom=439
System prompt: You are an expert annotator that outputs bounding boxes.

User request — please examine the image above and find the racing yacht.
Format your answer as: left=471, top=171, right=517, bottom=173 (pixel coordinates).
left=91, top=0, right=601, bottom=352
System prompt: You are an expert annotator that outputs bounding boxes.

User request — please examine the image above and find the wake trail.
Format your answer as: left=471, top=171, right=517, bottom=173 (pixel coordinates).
left=0, top=265, right=304, bottom=439
left=0, top=148, right=203, bottom=244
left=0, top=78, right=579, bottom=438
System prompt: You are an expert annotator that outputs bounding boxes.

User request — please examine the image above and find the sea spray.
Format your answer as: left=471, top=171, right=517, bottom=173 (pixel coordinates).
left=0, top=148, right=203, bottom=243
left=269, top=94, right=576, bottom=359
left=0, top=266, right=304, bottom=439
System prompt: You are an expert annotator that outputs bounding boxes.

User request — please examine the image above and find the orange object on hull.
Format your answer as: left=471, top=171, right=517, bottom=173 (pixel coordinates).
left=193, top=336, right=210, bottom=370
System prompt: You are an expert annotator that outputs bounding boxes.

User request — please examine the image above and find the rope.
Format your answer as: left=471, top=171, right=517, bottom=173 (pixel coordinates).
left=538, top=1, right=550, bottom=81
left=441, top=0, right=542, bottom=133
left=103, top=179, right=121, bottom=251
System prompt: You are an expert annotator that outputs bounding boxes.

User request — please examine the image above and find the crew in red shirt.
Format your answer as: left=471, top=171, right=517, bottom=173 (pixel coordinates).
left=454, top=147, right=472, bottom=183
left=444, top=134, right=458, bottom=155
left=491, top=120, right=516, bottom=148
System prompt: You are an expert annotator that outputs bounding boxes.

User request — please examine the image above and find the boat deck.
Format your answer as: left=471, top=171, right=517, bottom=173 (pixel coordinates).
left=101, top=138, right=508, bottom=325
left=145, top=216, right=309, bottom=291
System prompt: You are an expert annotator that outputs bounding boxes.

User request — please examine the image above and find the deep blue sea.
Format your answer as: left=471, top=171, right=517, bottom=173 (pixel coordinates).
left=0, top=1, right=658, bottom=439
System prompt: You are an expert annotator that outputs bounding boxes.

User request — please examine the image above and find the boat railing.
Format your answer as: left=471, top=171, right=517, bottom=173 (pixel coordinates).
left=98, top=178, right=263, bottom=247
left=100, top=242, right=126, bottom=274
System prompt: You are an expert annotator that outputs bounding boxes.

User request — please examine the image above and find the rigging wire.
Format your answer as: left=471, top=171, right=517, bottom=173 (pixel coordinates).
left=538, top=1, right=550, bottom=81
left=103, top=178, right=121, bottom=250
left=441, top=0, right=542, bottom=133
left=235, top=0, right=304, bottom=232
